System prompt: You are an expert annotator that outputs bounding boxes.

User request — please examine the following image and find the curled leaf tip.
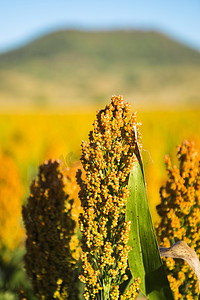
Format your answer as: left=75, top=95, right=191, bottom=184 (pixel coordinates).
left=160, top=241, right=200, bottom=294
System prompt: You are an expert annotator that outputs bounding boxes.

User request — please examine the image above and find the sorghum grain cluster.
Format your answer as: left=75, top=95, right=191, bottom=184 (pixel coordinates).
left=156, top=140, right=200, bottom=299
left=77, top=96, right=142, bottom=300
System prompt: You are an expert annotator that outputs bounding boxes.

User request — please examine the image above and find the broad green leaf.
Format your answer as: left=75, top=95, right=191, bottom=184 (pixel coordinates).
left=125, top=146, right=174, bottom=299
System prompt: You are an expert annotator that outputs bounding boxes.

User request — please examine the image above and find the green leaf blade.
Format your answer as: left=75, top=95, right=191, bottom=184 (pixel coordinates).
left=125, top=157, right=174, bottom=299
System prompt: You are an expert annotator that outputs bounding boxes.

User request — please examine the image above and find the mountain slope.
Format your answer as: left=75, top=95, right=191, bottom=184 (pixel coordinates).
left=0, top=29, right=199, bottom=111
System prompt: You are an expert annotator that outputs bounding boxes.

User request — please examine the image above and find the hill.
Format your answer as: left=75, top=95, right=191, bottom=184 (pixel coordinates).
left=0, top=29, right=199, bottom=112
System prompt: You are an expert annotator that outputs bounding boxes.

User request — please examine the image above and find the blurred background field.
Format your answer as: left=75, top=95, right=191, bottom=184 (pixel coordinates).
left=0, top=110, right=199, bottom=219
left=0, top=0, right=200, bottom=298
left=0, top=28, right=199, bottom=220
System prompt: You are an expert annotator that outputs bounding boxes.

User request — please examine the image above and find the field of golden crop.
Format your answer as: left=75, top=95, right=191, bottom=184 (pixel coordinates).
left=0, top=108, right=199, bottom=298
left=0, top=109, right=199, bottom=225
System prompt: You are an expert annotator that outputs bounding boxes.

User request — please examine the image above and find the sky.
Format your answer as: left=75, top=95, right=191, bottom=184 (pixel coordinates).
left=0, top=0, right=200, bottom=53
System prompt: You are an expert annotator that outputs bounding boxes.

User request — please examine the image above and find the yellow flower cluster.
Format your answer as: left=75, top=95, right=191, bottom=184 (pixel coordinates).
left=53, top=279, right=68, bottom=299
left=120, top=277, right=141, bottom=300
left=22, top=160, right=79, bottom=299
left=77, top=96, right=142, bottom=299
left=156, top=140, right=200, bottom=299
left=0, top=150, right=23, bottom=253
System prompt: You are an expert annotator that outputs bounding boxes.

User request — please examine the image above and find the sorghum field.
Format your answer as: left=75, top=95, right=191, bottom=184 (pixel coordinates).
left=0, top=106, right=199, bottom=299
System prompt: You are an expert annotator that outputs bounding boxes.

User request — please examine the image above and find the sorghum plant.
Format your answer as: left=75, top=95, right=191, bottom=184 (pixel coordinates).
left=156, top=140, right=200, bottom=299
left=76, top=95, right=142, bottom=300
left=22, top=160, right=79, bottom=299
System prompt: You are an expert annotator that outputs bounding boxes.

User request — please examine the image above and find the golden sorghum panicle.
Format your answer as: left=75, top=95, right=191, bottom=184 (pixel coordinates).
left=120, top=277, right=141, bottom=300
left=156, top=140, right=200, bottom=299
left=22, top=160, right=79, bottom=300
left=77, top=95, right=142, bottom=299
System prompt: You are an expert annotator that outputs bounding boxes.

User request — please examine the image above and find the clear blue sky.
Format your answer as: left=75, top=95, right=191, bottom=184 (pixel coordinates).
left=0, top=0, right=200, bottom=52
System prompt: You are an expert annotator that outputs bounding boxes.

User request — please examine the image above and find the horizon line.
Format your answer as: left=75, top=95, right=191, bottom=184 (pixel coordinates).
left=0, top=24, right=200, bottom=54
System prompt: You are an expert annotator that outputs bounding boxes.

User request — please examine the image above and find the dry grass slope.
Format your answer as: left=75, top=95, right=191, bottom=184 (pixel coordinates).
left=0, top=30, right=199, bottom=112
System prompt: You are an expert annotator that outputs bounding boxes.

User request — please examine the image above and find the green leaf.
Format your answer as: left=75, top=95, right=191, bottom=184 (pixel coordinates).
left=125, top=146, right=174, bottom=299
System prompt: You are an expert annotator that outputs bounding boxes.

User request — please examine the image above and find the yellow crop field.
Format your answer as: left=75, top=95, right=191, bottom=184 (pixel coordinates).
left=0, top=109, right=199, bottom=225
